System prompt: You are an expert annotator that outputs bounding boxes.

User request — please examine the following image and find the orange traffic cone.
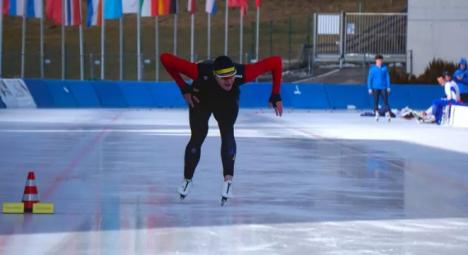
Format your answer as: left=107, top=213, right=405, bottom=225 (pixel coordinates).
left=22, top=171, right=39, bottom=213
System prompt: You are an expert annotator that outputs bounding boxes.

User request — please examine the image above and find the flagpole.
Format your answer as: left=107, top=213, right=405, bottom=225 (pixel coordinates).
left=239, top=10, right=243, bottom=63
left=190, top=13, right=194, bottom=62
left=224, top=0, right=228, bottom=55
left=79, top=0, right=84, bottom=80
left=155, top=16, right=160, bottom=81
left=137, top=3, right=142, bottom=81
left=207, top=13, right=211, bottom=59
left=40, top=1, right=45, bottom=78
left=119, top=16, right=123, bottom=80
left=61, top=0, right=66, bottom=80
left=101, top=0, right=105, bottom=80
left=256, top=6, right=260, bottom=60
left=21, top=1, right=27, bottom=78
left=173, top=0, right=178, bottom=55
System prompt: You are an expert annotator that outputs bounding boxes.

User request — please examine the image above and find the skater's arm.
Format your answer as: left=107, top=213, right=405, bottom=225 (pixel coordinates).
left=462, top=71, right=468, bottom=85
left=160, top=53, right=198, bottom=94
left=244, top=56, right=282, bottom=95
left=244, top=56, right=283, bottom=116
left=444, top=83, right=453, bottom=100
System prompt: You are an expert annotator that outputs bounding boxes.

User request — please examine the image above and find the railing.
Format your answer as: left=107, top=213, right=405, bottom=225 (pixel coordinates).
left=312, top=12, right=407, bottom=64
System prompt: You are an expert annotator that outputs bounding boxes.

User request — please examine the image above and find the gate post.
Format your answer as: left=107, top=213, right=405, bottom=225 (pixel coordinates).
left=339, top=11, right=346, bottom=69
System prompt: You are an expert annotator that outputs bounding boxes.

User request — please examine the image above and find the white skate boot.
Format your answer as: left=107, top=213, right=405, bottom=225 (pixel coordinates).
left=221, top=180, right=233, bottom=206
left=178, top=179, right=192, bottom=200
left=386, top=111, right=391, bottom=122
left=375, top=111, right=379, bottom=122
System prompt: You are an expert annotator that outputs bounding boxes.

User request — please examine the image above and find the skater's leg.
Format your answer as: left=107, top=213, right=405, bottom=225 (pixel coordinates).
left=184, top=107, right=211, bottom=179
left=213, top=103, right=239, bottom=179
left=219, top=123, right=236, bottom=179
left=383, top=90, right=391, bottom=121
left=214, top=103, right=239, bottom=205
left=383, top=89, right=390, bottom=113
left=372, top=89, right=380, bottom=113
left=432, top=99, right=449, bottom=124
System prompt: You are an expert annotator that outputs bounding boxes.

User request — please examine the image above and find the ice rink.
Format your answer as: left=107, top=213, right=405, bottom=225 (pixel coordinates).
left=0, top=109, right=467, bottom=254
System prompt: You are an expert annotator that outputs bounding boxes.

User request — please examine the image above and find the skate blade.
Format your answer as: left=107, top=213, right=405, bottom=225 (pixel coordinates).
left=180, top=194, right=186, bottom=200
left=221, top=197, right=228, bottom=206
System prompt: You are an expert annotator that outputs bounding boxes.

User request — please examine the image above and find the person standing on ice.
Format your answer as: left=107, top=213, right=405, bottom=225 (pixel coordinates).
left=367, top=54, right=392, bottom=122
left=160, top=53, right=283, bottom=205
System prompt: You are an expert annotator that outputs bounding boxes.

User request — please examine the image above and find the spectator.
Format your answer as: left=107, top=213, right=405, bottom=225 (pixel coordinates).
left=367, top=54, right=391, bottom=121
left=453, top=58, right=468, bottom=102
left=415, top=71, right=461, bottom=124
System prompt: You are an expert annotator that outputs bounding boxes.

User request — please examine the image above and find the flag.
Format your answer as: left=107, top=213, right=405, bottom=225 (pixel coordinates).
left=169, top=0, right=177, bottom=14
left=228, top=0, right=246, bottom=15
left=255, top=0, right=260, bottom=8
left=86, top=0, right=102, bottom=26
left=127, top=0, right=160, bottom=17
left=3, top=0, right=9, bottom=15
left=64, top=0, right=81, bottom=25
left=187, top=0, right=195, bottom=14
left=105, top=0, right=122, bottom=19
left=122, top=0, right=137, bottom=13
left=150, top=0, right=159, bottom=16
left=6, top=0, right=43, bottom=18
left=239, top=0, right=247, bottom=15
left=140, top=0, right=160, bottom=17
left=158, top=0, right=170, bottom=15
left=45, top=0, right=60, bottom=23
left=46, top=0, right=81, bottom=25
left=205, top=0, right=216, bottom=15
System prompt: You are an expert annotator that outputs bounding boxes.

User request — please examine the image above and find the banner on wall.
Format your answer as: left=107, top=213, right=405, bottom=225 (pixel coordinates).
left=0, top=79, right=37, bottom=108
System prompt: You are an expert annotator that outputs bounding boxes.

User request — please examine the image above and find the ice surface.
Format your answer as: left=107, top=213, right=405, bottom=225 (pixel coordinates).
left=0, top=109, right=467, bottom=254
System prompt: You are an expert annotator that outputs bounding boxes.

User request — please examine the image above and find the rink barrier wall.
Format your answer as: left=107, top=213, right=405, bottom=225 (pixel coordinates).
left=22, top=79, right=444, bottom=110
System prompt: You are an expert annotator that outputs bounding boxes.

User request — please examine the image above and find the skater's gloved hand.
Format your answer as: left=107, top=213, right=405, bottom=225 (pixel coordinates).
left=182, top=87, right=200, bottom=108
left=269, top=94, right=283, bottom=117
left=387, top=88, right=391, bottom=93
left=368, top=89, right=372, bottom=95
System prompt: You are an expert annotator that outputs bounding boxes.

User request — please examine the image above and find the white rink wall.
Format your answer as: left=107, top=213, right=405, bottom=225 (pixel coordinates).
left=407, top=0, right=468, bottom=75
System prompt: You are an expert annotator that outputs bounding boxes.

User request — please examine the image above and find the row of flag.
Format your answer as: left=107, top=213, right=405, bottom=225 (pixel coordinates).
left=2, top=0, right=43, bottom=17
left=2, top=0, right=261, bottom=25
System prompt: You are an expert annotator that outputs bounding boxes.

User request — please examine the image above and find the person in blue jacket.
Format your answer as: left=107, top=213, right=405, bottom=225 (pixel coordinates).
left=367, top=54, right=391, bottom=121
left=453, top=58, right=468, bottom=102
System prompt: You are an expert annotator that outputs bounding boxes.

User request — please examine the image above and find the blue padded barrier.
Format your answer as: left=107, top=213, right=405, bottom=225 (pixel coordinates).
left=24, top=79, right=55, bottom=108
left=91, top=80, right=128, bottom=107
left=43, top=80, right=78, bottom=107
left=23, top=79, right=445, bottom=110
left=147, top=82, right=186, bottom=108
left=239, top=83, right=271, bottom=108
left=406, top=85, right=443, bottom=109
left=66, top=80, right=101, bottom=107
left=324, top=84, right=372, bottom=109
left=119, top=81, right=156, bottom=107
left=286, top=84, right=330, bottom=109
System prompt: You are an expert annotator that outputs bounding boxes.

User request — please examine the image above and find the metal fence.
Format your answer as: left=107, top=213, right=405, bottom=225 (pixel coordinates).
left=312, top=12, right=407, bottom=64
left=1, top=13, right=313, bottom=81
left=1, top=12, right=407, bottom=81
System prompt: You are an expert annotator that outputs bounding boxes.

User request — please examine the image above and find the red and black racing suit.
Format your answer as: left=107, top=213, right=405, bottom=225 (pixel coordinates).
left=160, top=53, right=282, bottom=179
